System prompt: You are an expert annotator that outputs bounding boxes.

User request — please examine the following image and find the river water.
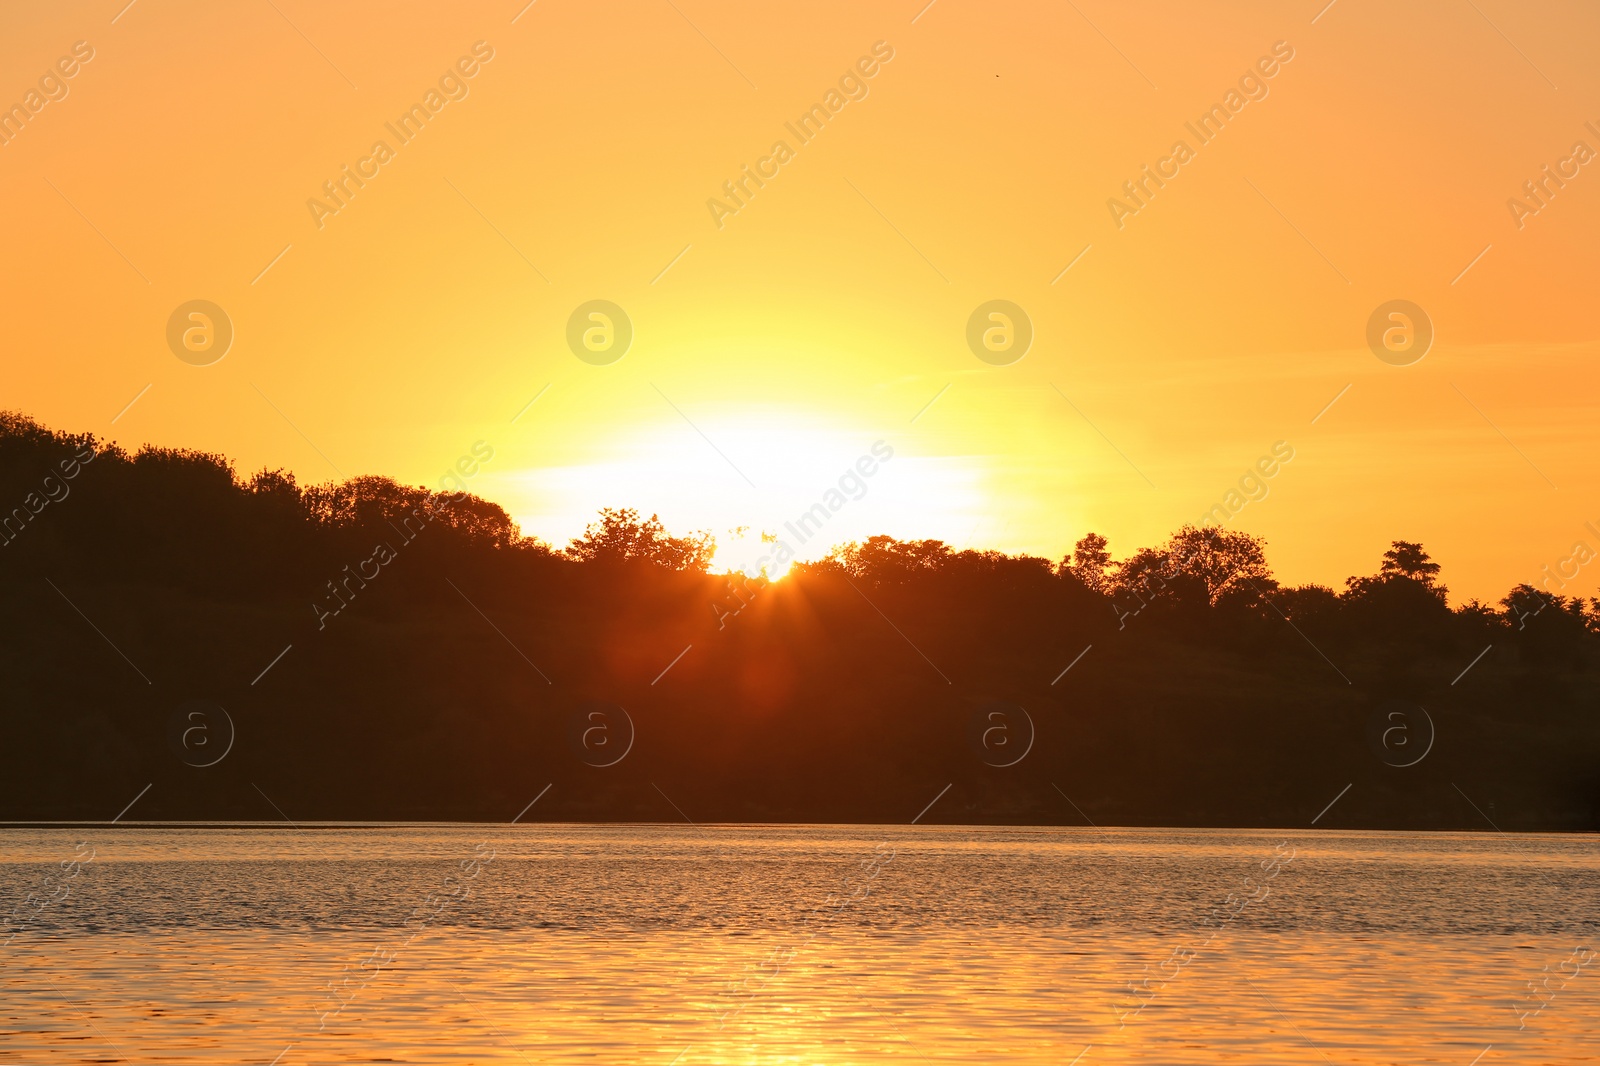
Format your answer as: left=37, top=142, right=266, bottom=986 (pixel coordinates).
left=1, top=824, right=1596, bottom=1064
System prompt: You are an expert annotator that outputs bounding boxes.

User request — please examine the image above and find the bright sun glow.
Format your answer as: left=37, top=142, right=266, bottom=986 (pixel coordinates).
left=486, top=409, right=990, bottom=570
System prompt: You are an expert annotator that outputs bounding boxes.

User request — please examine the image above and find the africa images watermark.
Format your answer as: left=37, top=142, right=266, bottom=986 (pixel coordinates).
left=707, top=440, right=896, bottom=629
left=1116, top=840, right=1297, bottom=1028
left=306, top=41, right=496, bottom=230
left=775, top=440, right=895, bottom=563
left=0, top=439, right=98, bottom=549
left=1512, top=944, right=1594, bottom=1031
left=1106, top=41, right=1296, bottom=229
left=1506, top=120, right=1600, bottom=231
left=0, top=40, right=96, bottom=148
left=315, top=841, right=497, bottom=1030
left=712, top=784, right=956, bottom=1035
left=706, top=41, right=897, bottom=229
left=312, top=441, right=495, bottom=629
left=1198, top=441, right=1296, bottom=528
left=2, top=841, right=96, bottom=948
left=1113, top=441, right=1295, bottom=629
left=719, top=841, right=896, bottom=1027
left=1502, top=517, right=1600, bottom=631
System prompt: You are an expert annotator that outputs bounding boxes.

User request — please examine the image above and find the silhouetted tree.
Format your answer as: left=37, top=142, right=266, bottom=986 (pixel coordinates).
left=1166, top=525, right=1276, bottom=605
left=1063, top=532, right=1112, bottom=593
left=829, top=535, right=952, bottom=583
left=1345, top=540, right=1448, bottom=604
left=1273, top=584, right=1339, bottom=625
left=1106, top=526, right=1275, bottom=624
left=1381, top=541, right=1443, bottom=587
left=566, top=507, right=714, bottom=571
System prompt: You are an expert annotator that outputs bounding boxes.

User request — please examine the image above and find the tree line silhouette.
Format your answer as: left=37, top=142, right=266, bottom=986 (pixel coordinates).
left=1, top=412, right=1596, bottom=829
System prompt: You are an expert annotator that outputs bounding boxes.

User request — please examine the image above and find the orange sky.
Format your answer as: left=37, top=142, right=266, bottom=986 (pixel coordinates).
left=2, top=0, right=1598, bottom=601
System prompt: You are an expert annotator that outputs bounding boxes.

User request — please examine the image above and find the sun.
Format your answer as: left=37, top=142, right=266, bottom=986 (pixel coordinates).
left=712, top=528, right=798, bottom=580
left=498, top=405, right=991, bottom=567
